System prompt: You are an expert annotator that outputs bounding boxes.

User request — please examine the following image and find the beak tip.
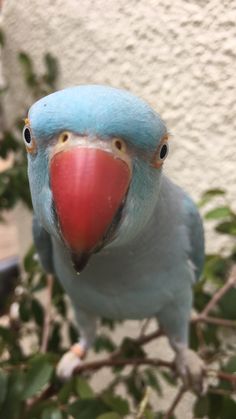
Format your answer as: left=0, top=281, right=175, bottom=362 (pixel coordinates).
left=71, top=251, right=91, bottom=273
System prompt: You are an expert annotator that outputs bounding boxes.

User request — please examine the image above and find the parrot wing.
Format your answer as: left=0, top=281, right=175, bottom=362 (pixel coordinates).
left=32, top=215, right=54, bottom=274
left=183, top=194, right=205, bottom=282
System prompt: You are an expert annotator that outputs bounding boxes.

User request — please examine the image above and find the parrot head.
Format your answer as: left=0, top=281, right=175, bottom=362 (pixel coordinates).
left=23, top=85, right=168, bottom=272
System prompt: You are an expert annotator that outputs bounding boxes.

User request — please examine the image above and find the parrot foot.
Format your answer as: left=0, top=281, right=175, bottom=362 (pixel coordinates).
left=174, top=344, right=205, bottom=394
left=56, top=343, right=86, bottom=381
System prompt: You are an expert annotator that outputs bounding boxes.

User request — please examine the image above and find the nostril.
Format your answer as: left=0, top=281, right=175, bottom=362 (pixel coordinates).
left=61, top=133, right=69, bottom=143
left=113, top=138, right=126, bottom=152
left=115, top=140, right=122, bottom=150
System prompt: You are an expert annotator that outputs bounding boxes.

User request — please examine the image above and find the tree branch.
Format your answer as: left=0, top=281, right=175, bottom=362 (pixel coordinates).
left=163, top=385, right=186, bottom=419
left=200, top=265, right=236, bottom=318
left=74, top=356, right=174, bottom=374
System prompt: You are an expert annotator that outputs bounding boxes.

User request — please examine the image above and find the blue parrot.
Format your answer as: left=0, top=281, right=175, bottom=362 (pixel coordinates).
left=23, top=85, right=204, bottom=389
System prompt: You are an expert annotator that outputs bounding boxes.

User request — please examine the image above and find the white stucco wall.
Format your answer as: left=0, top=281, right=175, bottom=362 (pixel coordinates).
left=1, top=2, right=235, bottom=415
left=2, top=0, right=236, bottom=255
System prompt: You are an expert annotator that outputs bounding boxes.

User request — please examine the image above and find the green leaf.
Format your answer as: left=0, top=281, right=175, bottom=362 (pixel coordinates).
left=19, top=297, right=32, bottom=322
left=0, top=28, right=4, bottom=46
left=102, top=392, right=130, bottom=416
left=0, top=369, right=8, bottom=405
left=32, top=298, right=44, bottom=327
left=96, top=413, right=121, bottom=419
left=68, top=399, right=109, bottom=419
left=94, top=334, right=116, bottom=353
left=216, top=221, right=236, bottom=236
left=75, top=377, right=94, bottom=399
left=43, top=53, right=59, bottom=88
left=194, top=395, right=209, bottom=417
left=58, top=380, right=74, bottom=404
left=22, top=356, right=53, bottom=399
left=223, top=356, right=236, bottom=374
left=142, top=408, right=156, bottom=419
left=42, top=407, right=63, bottom=419
left=48, top=322, right=62, bottom=352
left=199, top=189, right=226, bottom=207
left=205, top=206, right=232, bottom=220
left=0, top=370, right=25, bottom=419
left=160, top=371, right=177, bottom=387
left=120, top=337, right=145, bottom=358
left=18, top=52, right=38, bottom=89
left=221, top=397, right=236, bottom=419
left=143, top=368, right=162, bottom=396
left=208, top=393, right=223, bottom=419
left=219, top=288, right=236, bottom=320
left=203, top=254, right=228, bottom=282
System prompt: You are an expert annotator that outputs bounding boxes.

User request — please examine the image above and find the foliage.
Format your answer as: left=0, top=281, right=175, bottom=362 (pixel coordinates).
left=0, top=51, right=236, bottom=418
left=0, top=52, right=58, bottom=215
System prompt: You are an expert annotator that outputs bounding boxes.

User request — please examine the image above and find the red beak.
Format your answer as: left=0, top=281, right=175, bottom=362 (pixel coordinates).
left=50, top=147, right=131, bottom=271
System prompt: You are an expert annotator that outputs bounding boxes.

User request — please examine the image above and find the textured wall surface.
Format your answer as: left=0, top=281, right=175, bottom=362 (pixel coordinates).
left=1, top=1, right=235, bottom=415
left=2, top=0, right=236, bottom=253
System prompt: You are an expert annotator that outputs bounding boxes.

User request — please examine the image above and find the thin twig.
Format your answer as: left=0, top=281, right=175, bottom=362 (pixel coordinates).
left=135, top=328, right=163, bottom=346
left=109, top=328, right=163, bottom=360
left=201, top=316, right=236, bottom=328
left=193, top=315, right=236, bottom=328
left=163, top=385, right=186, bottom=419
left=136, top=386, right=151, bottom=419
left=216, top=370, right=236, bottom=385
left=200, top=265, right=236, bottom=318
left=41, top=274, right=54, bottom=353
left=139, top=319, right=151, bottom=338
left=74, top=356, right=174, bottom=374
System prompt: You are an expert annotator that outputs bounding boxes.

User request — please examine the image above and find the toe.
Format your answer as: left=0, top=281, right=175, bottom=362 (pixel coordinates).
left=56, top=350, right=82, bottom=381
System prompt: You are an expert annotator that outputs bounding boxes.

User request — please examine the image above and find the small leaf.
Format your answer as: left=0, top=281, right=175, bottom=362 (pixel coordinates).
left=223, top=356, right=236, bottom=374
left=0, top=29, right=4, bottom=46
left=22, top=356, right=53, bottom=399
left=42, top=407, right=63, bottom=419
left=43, top=53, right=59, bottom=88
left=18, top=52, right=38, bottom=89
left=194, top=395, right=209, bottom=417
left=94, top=334, right=116, bottom=353
left=58, top=380, right=74, bottom=404
left=120, top=337, right=145, bottom=358
left=199, top=189, right=226, bottom=207
left=32, top=298, right=44, bottom=327
left=143, top=369, right=162, bottom=396
left=205, top=206, right=232, bottom=220
left=0, top=369, right=8, bottom=405
left=96, top=413, right=121, bottom=419
left=75, top=377, right=94, bottom=399
left=68, top=399, right=109, bottom=419
left=0, top=371, right=25, bottom=419
left=221, top=397, right=236, bottom=419
left=102, top=392, right=130, bottom=416
left=216, top=221, right=236, bottom=236
left=219, top=288, right=236, bottom=320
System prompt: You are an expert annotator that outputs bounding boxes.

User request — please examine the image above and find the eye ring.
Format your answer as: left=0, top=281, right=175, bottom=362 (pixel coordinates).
left=23, top=125, right=37, bottom=154
left=152, top=136, right=169, bottom=168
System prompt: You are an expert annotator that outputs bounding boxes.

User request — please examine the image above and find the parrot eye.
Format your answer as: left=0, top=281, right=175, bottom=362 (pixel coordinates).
left=152, top=136, right=169, bottom=169
left=23, top=127, right=31, bottom=143
left=23, top=126, right=37, bottom=154
left=159, top=143, right=169, bottom=160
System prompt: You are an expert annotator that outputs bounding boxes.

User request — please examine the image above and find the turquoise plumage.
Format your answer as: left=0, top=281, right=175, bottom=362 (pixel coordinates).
left=24, top=85, right=205, bottom=389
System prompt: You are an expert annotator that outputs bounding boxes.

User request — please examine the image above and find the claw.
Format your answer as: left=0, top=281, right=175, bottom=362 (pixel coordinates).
left=56, top=343, right=86, bottom=381
left=174, top=346, right=205, bottom=394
